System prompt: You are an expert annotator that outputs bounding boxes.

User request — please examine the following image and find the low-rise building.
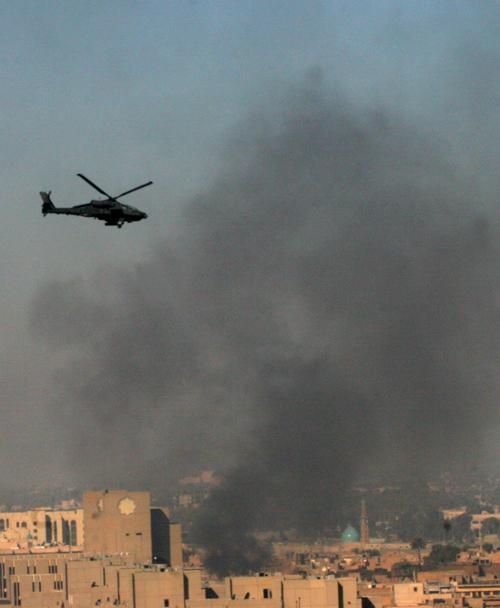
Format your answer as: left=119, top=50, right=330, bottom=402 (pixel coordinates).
left=0, top=508, right=83, bottom=550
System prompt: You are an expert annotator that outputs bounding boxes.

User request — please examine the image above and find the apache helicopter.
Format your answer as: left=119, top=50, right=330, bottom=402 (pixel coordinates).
left=40, top=174, right=151, bottom=228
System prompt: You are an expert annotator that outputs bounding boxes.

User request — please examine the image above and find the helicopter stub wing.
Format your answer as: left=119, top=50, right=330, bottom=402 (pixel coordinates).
left=91, top=199, right=117, bottom=209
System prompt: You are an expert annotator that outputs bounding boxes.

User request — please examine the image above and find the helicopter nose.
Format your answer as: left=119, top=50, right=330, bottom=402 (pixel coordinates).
left=142, top=212, right=148, bottom=219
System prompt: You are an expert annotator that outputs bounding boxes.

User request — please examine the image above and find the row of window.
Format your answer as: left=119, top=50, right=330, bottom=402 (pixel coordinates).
left=4, top=564, right=58, bottom=575
left=241, top=589, right=273, bottom=599
left=461, top=591, right=500, bottom=597
left=0, top=520, right=29, bottom=530
left=0, top=519, right=79, bottom=548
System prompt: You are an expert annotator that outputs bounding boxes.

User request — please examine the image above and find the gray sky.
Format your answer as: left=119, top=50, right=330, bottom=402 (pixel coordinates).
left=0, top=1, right=498, bottom=491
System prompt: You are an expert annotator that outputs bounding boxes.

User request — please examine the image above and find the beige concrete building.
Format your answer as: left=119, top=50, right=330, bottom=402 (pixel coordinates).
left=188, top=573, right=361, bottom=608
left=151, top=508, right=183, bottom=568
left=0, top=552, right=183, bottom=607
left=83, top=490, right=182, bottom=568
left=0, top=508, right=83, bottom=551
left=392, top=582, right=425, bottom=607
left=366, top=578, right=500, bottom=608
left=83, top=490, right=153, bottom=564
left=0, top=552, right=364, bottom=608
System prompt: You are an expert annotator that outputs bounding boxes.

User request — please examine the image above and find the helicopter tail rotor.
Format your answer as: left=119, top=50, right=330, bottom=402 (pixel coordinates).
left=40, top=191, right=55, bottom=216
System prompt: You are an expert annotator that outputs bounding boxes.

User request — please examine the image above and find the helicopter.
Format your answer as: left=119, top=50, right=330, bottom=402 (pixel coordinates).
left=40, top=174, right=151, bottom=228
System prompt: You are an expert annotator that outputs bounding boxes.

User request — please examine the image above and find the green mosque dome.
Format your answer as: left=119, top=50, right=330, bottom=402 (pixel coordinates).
left=341, top=524, right=360, bottom=543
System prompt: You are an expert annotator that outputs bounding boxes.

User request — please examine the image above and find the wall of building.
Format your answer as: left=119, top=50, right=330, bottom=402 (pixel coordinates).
left=0, top=509, right=83, bottom=549
left=151, top=508, right=183, bottom=568
left=0, top=555, right=373, bottom=608
left=83, top=490, right=152, bottom=564
left=392, top=583, right=425, bottom=606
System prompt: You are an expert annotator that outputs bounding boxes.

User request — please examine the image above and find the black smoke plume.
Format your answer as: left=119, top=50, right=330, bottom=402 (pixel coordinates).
left=32, top=78, right=498, bottom=575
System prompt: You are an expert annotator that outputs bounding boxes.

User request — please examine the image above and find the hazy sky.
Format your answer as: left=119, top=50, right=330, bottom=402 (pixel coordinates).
left=0, top=1, right=498, bottom=491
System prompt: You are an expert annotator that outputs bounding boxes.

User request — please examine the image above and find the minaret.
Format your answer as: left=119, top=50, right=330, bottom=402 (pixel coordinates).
left=360, top=499, right=369, bottom=545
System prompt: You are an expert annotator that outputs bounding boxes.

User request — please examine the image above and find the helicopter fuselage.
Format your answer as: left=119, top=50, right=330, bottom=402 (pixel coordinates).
left=44, top=200, right=147, bottom=226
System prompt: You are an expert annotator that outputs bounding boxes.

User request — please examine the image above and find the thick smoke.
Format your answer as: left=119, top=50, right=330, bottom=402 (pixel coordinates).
left=32, top=78, right=498, bottom=574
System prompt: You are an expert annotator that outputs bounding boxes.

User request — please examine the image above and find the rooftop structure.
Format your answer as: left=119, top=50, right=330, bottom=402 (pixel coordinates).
left=360, top=500, right=369, bottom=546
left=341, top=525, right=360, bottom=544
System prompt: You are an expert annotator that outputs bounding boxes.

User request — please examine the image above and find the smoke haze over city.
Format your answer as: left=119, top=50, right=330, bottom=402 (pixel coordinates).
left=0, top=0, right=498, bottom=574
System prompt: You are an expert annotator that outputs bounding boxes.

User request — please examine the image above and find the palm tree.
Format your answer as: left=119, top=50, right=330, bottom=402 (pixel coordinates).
left=411, top=537, right=425, bottom=565
left=443, top=519, right=452, bottom=544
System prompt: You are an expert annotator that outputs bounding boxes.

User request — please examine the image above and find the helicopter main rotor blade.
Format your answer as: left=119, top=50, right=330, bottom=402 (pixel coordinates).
left=77, top=174, right=115, bottom=200
left=115, top=181, right=153, bottom=200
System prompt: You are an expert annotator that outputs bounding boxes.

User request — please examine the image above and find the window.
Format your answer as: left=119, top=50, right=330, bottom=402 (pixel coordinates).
left=13, top=582, right=20, bottom=606
left=70, top=520, right=78, bottom=545
left=263, top=589, right=272, bottom=599
left=62, top=519, right=70, bottom=545
left=164, top=600, right=170, bottom=607
left=0, top=519, right=4, bottom=531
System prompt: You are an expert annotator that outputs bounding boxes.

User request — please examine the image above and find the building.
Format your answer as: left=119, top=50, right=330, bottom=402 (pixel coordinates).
left=341, top=526, right=361, bottom=544
left=0, top=553, right=183, bottom=607
left=0, top=508, right=83, bottom=551
left=83, top=490, right=182, bottom=567
left=384, top=577, right=500, bottom=608
left=83, top=490, right=153, bottom=563
left=151, top=508, right=183, bottom=568
left=360, top=501, right=369, bottom=546
left=0, top=550, right=364, bottom=608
